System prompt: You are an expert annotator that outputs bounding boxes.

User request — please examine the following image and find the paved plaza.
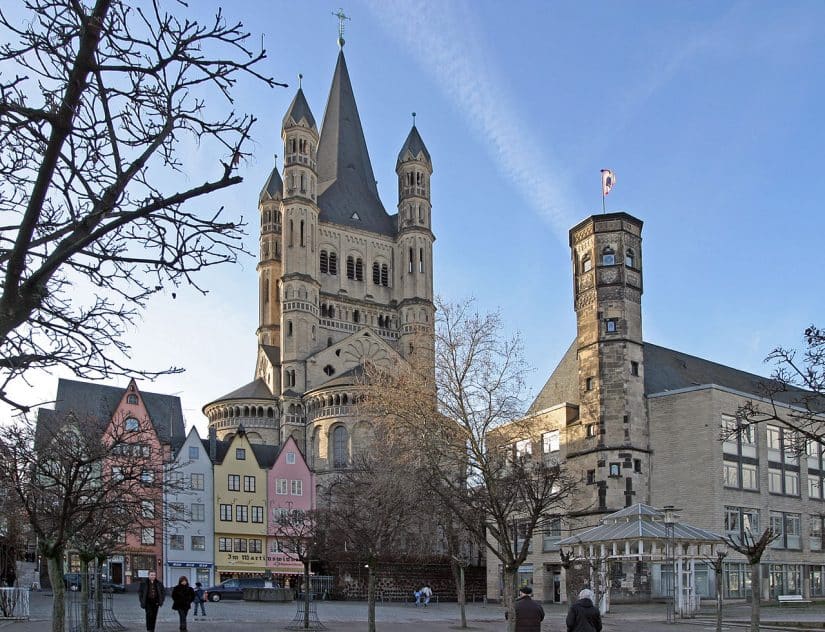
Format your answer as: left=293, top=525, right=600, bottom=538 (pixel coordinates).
left=2, top=592, right=825, bottom=632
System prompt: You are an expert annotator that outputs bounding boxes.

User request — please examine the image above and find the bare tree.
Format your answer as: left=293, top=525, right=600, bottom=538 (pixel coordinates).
left=0, top=0, right=285, bottom=412
left=725, top=528, right=778, bottom=632
left=0, top=412, right=178, bottom=632
left=734, top=326, right=825, bottom=449
left=324, top=450, right=421, bottom=632
left=702, top=549, right=728, bottom=632
left=271, top=508, right=323, bottom=629
left=361, top=298, right=576, bottom=632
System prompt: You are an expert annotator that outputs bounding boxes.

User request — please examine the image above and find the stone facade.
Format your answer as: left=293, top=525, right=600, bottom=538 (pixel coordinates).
left=487, top=210, right=825, bottom=604
left=203, top=42, right=435, bottom=481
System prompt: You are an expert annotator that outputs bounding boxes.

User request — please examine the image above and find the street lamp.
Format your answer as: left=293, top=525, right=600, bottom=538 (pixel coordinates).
left=663, top=505, right=675, bottom=624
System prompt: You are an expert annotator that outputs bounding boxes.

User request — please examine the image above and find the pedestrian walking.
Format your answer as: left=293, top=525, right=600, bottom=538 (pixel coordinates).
left=506, top=586, right=544, bottom=632
left=421, top=583, right=433, bottom=606
left=566, top=588, right=602, bottom=632
left=193, top=581, right=207, bottom=617
left=171, top=575, right=196, bottom=631
left=138, top=571, right=165, bottom=632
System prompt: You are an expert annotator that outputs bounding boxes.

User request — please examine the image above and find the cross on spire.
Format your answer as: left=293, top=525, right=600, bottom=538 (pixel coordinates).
left=332, top=8, right=350, bottom=47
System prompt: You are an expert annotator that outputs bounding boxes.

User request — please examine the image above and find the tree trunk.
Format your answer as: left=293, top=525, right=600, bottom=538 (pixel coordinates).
left=503, top=567, right=517, bottom=632
left=449, top=558, right=468, bottom=628
left=80, top=557, right=89, bottom=632
left=715, top=563, right=723, bottom=632
left=95, top=558, right=104, bottom=630
left=303, top=560, right=311, bottom=629
left=46, top=554, right=66, bottom=632
left=367, top=564, right=376, bottom=632
left=749, top=562, right=760, bottom=632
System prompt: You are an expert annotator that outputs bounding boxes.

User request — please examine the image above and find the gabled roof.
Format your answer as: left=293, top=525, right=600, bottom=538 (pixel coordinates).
left=282, top=87, right=317, bottom=130
left=397, top=125, right=431, bottom=167
left=259, top=165, right=283, bottom=204
left=37, top=378, right=185, bottom=446
left=527, top=340, right=809, bottom=413
left=316, top=49, right=395, bottom=237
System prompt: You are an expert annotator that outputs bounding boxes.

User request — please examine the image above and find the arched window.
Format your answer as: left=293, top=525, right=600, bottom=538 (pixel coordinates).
left=601, top=246, right=615, bottom=266
left=287, top=321, right=293, bottom=337
left=300, top=220, right=305, bottom=247
left=353, top=310, right=360, bottom=324
left=419, top=248, right=424, bottom=273
left=300, top=173, right=306, bottom=193
left=346, top=256, right=355, bottom=279
left=320, top=251, right=328, bottom=274
left=581, top=253, right=592, bottom=273
left=125, top=417, right=139, bottom=432
left=418, top=205, right=423, bottom=222
left=289, top=220, right=294, bottom=247
left=625, top=249, right=635, bottom=268
left=372, top=262, right=380, bottom=285
left=127, top=394, right=138, bottom=405
left=355, top=258, right=363, bottom=281
left=381, top=264, right=388, bottom=287
left=408, top=248, right=413, bottom=273
left=378, top=315, right=384, bottom=328
left=329, top=252, right=338, bottom=275
left=328, top=305, right=335, bottom=319
left=333, top=426, right=348, bottom=469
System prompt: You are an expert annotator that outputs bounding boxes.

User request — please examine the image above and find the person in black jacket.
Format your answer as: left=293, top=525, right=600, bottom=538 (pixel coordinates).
left=511, top=586, right=544, bottom=632
left=138, top=571, right=165, bottom=632
left=171, top=576, right=196, bottom=631
left=566, top=588, right=602, bottom=632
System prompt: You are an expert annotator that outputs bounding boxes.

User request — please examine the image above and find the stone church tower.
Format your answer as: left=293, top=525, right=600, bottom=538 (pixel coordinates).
left=568, top=212, right=647, bottom=514
left=204, top=40, right=435, bottom=476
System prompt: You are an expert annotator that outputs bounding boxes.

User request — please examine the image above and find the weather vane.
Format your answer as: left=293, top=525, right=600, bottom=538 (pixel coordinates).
left=332, top=8, right=350, bottom=47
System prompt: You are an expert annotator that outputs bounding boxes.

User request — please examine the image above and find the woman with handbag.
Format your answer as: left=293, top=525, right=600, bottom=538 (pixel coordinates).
left=171, top=576, right=196, bottom=631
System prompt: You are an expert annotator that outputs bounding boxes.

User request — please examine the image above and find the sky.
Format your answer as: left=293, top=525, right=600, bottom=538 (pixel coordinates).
left=5, top=0, right=825, bottom=433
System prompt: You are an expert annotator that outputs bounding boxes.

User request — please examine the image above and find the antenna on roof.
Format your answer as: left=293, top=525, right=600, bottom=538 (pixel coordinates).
left=298, top=73, right=303, bottom=89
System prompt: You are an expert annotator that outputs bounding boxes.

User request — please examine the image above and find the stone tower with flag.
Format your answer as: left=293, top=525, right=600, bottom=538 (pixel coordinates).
left=203, top=37, right=435, bottom=477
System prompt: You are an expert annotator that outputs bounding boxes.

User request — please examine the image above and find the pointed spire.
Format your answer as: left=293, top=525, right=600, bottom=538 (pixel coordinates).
left=317, top=49, right=377, bottom=194
left=397, top=119, right=431, bottom=169
left=282, top=86, right=317, bottom=131
left=259, top=155, right=283, bottom=204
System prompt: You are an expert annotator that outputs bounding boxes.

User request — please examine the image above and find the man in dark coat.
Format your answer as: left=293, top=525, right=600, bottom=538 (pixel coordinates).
left=138, top=570, right=165, bottom=632
left=511, top=586, right=544, bottom=632
left=566, top=588, right=602, bottom=632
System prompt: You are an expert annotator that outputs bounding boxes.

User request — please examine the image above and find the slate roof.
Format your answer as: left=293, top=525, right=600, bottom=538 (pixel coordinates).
left=260, top=344, right=280, bottom=367
left=36, top=378, right=185, bottom=447
left=209, top=378, right=274, bottom=404
left=282, top=87, right=316, bottom=130
left=259, top=165, right=283, bottom=204
left=528, top=340, right=805, bottom=413
left=200, top=434, right=280, bottom=468
left=397, top=125, right=431, bottom=167
left=316, top=49, right=395, bottom=237
left=558, top=504, right=722, bottom=546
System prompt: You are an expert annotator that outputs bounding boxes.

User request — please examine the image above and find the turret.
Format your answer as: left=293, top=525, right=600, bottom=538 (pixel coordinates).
left=280, top=83, right=321, bottom=443
left=257, top=161, right=283, bottom=350
left=396, top=120, right=435, bottom=363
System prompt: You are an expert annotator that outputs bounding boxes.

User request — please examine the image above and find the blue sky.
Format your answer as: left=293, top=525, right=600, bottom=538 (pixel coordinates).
left=8, top=1, right=825, bottom=431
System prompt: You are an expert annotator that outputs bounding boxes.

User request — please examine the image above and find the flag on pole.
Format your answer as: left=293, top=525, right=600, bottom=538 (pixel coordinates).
left=601, top=169, right=616, bottom=196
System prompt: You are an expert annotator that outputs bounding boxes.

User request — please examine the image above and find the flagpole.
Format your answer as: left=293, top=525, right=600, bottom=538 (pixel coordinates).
left=602, top=175, right=606, bottom=214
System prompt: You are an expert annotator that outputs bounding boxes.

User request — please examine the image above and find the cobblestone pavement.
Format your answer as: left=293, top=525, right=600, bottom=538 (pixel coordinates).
left=2, top=592, right=825, bottom=632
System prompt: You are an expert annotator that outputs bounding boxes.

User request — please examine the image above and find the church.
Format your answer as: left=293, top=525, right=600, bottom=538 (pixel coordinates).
left=203, top=36, right=435, bottom=480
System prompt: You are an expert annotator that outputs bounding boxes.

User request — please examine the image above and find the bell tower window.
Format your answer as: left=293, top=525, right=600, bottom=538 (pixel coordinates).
left=601, top=246, right=615, bottom=266
left=372, top=262, right=380, bottom=285
left=581, top=253, right=592, bottom=273
left=625, top=249, right=635, bottom=268
left=320, top=250, right=328, bottom=274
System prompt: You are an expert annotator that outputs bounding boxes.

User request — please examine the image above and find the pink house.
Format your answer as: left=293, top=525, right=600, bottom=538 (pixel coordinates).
left=266, top=436, right=315, bottom=578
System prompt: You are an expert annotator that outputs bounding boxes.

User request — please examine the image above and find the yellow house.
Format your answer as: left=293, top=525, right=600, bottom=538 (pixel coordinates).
left=212, top=427, right=276, bottom=580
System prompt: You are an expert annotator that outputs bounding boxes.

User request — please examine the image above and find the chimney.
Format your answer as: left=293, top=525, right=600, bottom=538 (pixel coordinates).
left=209, top=426, right=217, bottom=462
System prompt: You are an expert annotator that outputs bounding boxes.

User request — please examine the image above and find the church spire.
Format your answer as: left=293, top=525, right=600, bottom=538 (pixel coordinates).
left=282, top=86, right=317, bottom=132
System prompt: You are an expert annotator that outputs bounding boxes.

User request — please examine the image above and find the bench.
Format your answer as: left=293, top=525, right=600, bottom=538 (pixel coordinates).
left=778, top=594, right=812, bottom=606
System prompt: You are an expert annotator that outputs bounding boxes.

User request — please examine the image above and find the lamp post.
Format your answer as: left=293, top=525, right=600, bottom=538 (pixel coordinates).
left=663, top=505, right=675, bottom=624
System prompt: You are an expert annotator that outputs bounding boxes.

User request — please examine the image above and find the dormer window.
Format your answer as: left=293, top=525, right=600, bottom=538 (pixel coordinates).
left=601, top=247, right=615, bottom=266
left=127, top=394, right=138, bottom=405
left=581, top=254, right=592, bottom=273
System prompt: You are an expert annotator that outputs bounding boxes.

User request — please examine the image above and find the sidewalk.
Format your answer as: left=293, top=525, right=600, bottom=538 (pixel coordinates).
left=3, top=592, right=825, bottom=632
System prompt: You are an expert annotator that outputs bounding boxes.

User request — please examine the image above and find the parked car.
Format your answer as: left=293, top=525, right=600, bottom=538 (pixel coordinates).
left=204, top=577, right=265, bottom=601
